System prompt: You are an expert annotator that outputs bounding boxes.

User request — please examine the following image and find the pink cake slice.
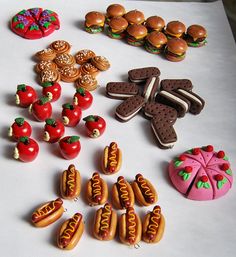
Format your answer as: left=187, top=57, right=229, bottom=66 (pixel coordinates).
left=187, top=167, right=213, bottom=200
left=200, top=146, right=215, bottom=165
left=206, top=164, right=233, bottom=186
left=207, top=150, right=230, bottom=166
left=184, top=148, right=206, bottom=166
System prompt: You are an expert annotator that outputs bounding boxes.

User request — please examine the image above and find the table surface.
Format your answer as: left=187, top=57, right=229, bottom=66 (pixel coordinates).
left=1, top=1, right=236, bottom=257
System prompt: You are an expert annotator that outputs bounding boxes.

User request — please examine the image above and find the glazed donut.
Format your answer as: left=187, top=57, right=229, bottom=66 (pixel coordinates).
left=31, top=198, right=64, bottom=227
left=132, top=173, right=158, bottom=206
left=119, top=207, right=142, bottom=246
left=142, top=205, right=165, bottom=243
left=86, top=172, right=108, bottom=206
left=101, top=142, right=122, bottom=175
left=57, top=212, right=84, bottom=250
left=93, top=203, right=117, bottom=241
left=60, top=164, right=81, bottom=200
left=111, top=176, right=135, bottom=209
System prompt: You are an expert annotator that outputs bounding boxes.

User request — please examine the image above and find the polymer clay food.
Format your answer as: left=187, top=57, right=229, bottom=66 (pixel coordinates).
left=144, top=31, right=167, bottom=54
left=119, top=207, right=142, bottom=246
left=79, top=63, right=99, bottom=77
left=75, top=74, right=98, bottom=91
left=106, top=4, right=126, bottom=22
left=124, top=10, right=145, bottom=25
left=15, top=84, right=37, bottom=107
left=107, top=17, right=128, bottom=39
left=60, top=164, right=81, bottom=200
left=29, top=97, right=52, bottom=121
left=165, top=20, right=186, bottom=39
left=145, top=16, right=165, bottom=32
left=74, top=49, right=96, bottom=65
left=91, top=56, right=110, bottom=71
left=73, top=88, right=93, bottom=110
left=83, top=115, right=106, bottom=138
left=61, top=103, right=82, bottom=127
left=101, top=142, right=122, bottom=175
left=185, top=24, right=207, bottom=47
left=86, top=172, right=108, bottom=206
left=50, top=40, right=71, bottom=54
left=8, top=117, right=32, bottom=141
left=41, top=81, right=61, bottom=102
left=126, top=24, right=148, bottom=46
left=35, top=60, right=58, bottom=73
left=59, top=136, right=81, bottom=160
left=128, top=67, right=161, bottom=83
left=35, top=48, right=56, bottom=61
left=111, top=176, right=135, bottom=209
left=57, top=213, right=84, bottom=250
left=132, top=174, right=158, bottom=206
left=60, top=66, right=81, bottom=83
left=14, top=136, right=39, bottom=162
left=164, top=38, right=188, bottom=62
left=43, top=118, right=65, bottom=143
left=142, top=76, right=159, bottom=102
left=142, top=205, right=165, bottom=243
left=106, top=82, right=139, bottom=99
left=85, top=11, right=105, bottom=33
left=31, top=198, right=64, bottom=227
left=93, top=203, right=117, bottom=241
left=11, top=8, right=60, bottom=39
left=168, top=145, right=233, bottom=200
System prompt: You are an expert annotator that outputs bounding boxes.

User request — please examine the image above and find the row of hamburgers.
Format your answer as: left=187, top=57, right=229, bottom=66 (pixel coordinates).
left=84, top=4, right=207, bottom=62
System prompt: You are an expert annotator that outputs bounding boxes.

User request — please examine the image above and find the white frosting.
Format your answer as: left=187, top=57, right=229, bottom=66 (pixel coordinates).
left=151, top=123, right=175, bottom=148
left=129, top=78, right=144, bottom=83
left=108, top=92, right=135, bottom=98
left=115, top=107, right=142, bottom=121
left=160, top=91, right=189, bottom=112
left=177, top=89, right=203, bottom=105
left=144, top=77, right=157, bottom=102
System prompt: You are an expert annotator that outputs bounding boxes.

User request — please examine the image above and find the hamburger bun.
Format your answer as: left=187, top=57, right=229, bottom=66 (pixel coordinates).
left=124, top=10, right=145, bottom=25
left=165, top=20, right=186, bottom=38
left=146, top=31, right=167, bottom=47
left=186, top=24, right=207, bottom=47
left=85, top=11, right=105, bottom=27
left=109, top=16, right=128, bottom=31
left=106, top=4, right=126, bottom=18
left=165, top=38, right=188, bottom=62
left=145, top=16, right=165, bottom=32
left=126, top=24, right=147, bottom=39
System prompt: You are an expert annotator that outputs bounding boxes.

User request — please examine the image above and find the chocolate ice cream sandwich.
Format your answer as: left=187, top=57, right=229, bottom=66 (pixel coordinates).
left=115, top=95, right=145, bottom=122
left=128, top=67, right=160, bottom=83
left=106, top=82, right=139, bottom=99
left=142, top=76, right=159, bottom=102
left=160, top=79, right=193, bottom=91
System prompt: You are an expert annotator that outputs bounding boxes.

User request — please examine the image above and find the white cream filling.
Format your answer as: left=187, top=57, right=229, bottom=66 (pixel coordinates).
left=144, top=77, right=157, bottom=102
left=108, top=92, right=135, bottom=98
left=115, top=108, right=141, bottom=121
left=177, top=89, right=203, bottom=105
left=129, top=78, right=145, bottom=83
left=160, top=91, right=189, bottom=112
left=151, top=123, right=175, bottom=148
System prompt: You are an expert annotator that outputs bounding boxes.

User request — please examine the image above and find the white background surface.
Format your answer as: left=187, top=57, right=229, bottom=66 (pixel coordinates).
left=0, top=0, right=236, bottom=256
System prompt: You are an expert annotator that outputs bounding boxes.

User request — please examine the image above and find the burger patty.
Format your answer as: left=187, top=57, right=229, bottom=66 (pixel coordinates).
left=144, top=41, right=161, bottom=53
left=165, top=48, right=185, bottom=58
left=185, top=34, right=206, bottom=43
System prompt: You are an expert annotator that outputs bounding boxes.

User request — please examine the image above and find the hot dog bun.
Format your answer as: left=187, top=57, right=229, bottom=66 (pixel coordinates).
left=32, top=198, right=64, bottom=227
left=57, top=213, right=84, bottom=250
left=119, top=207, right=142, bottom=245
left=102, top=142, right=122, bottom=175
left=60, top=164, right=81, bottom=200
left=93, top=203, right=117, bottom=240
left=132, top=174, right=158, bottom=206
left=86, top=172, right=108, bottom=206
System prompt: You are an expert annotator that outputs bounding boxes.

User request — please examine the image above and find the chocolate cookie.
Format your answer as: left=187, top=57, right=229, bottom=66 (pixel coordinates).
left=144, top=102, right=177, bottom=123
left=151, top=115, right=177, bottom=149
left=128, top=67, right=161, bottom=83
left=160, top=79, right=193, bottom=91
left=155, top=90, right=190, bottom=118
left=142, top=76, right=159, bottom=102
left=106, top=82, right=139, bottom=99
left=176, top=89, right=205, bottom=115
left=115, top=95, right=145, bottom=122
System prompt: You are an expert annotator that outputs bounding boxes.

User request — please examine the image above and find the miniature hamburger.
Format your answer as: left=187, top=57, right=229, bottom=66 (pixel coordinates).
left=165, top=20, right=186, bottom=39
left=124, top=10, right=145, bottom=25
left=145, top=16, right=165, bottom=32
left=107, top=16, right=128, bottom=39
left=85, top=11, right=105, bottom=34
left=106, top=4, right=126, bottom=23
left=144, top=31, right=167, bottom=54
left=126, top=24, right=148, bottom=46
left=185, top=24, right=207, bottom=47
left=164, top=38, right=188, bottom=62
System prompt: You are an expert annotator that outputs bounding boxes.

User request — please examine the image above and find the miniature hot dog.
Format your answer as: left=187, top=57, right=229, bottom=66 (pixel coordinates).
left=142, top=205, right=165, bottom=243
left=93, top=203, right=117, bottom=241
left=101, top=142, right=122, bottom=175
left=57, top=212, right=84, bottom=250
left=86, top=172, right=108, bottom=206
left=132, top=173, right=158, bottom=206
left=119, top=207, right=142, bottom=246
left=31, top=198, right=64, bottom=227
left=111, top=176, right=135, bottom=209
left=60, top=164, right=81, bottom=200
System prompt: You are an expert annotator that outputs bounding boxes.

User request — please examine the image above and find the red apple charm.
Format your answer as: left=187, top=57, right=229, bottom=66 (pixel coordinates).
left=42, top=81, right=61, bottom=102
left=14, top=136, right=39, bottom=162
left=59, top=136, right=81, bottom=160
left=15, top=84, right=37, bottom=107
left=43, top=118, right=65, bottom=143
left=83, top=115, right=106, bottom=138
left=73, top=87, right=93, bottom=110
left=29, top=97, right=52, bottom=121
left=61, top=103, right=82, bottom=127
left=8, top=117, right=32, bottom=141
